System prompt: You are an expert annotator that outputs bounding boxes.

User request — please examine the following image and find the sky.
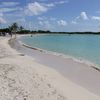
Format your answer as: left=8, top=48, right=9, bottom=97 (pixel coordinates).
left=0, top=0, right=100, bottom=32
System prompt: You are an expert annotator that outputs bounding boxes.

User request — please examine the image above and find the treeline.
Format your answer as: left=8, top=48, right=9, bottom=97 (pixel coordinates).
left=0, top=29, right=51, bottom=34
left=1, top=28, right=100, bottom=35
left=52, top=32, right=100, bottom=35
left=0, top=23, right=51, bottom=34
left=0, top=22, right=100, bottom=35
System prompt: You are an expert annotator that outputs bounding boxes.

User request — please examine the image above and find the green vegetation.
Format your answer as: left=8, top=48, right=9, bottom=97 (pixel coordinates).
left=0, top=22, right=100, bottom=35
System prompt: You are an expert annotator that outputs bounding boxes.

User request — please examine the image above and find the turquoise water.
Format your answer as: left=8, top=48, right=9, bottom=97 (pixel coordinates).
left=21, top=34, right=100, bottom=67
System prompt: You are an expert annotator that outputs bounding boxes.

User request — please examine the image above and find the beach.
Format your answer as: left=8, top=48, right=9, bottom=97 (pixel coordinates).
left=0, top=36, right=100, bottom=100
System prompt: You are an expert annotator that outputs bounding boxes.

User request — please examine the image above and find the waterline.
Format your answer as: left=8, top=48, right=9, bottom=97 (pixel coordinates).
left=21, top=34, right=100, bottom=67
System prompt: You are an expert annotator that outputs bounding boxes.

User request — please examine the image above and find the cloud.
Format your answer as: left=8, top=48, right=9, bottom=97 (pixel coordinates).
left=71, top=11, right=89, bottom=24
left=0, top=17, right=6, bottom=24
left=0, top=2, right=19, bottom=7
left=0, top=2, right=23, bottom=23
left=38, top=16, right=47, bottom=20
left=71, top=20, right=77, bottom=24
left=39, top=20, right=50, bottom=26
left=57, top=20, right=67, bottom=26
left=38, top=16, right=55, bottom=30
left=0, top=1, right=22, bottom=17
left=38, top=20, right=51, bottom=30
left=91, top=16, right=100, bottom=20
left=0, top=12, right=6, bottom=24
left=80, top=12, right=88, bottom=20
left=45, top=3, right=54, bottom=7
left=0, top=7, right=23, bottom=13
left=25, top=1, right=68, bottom=16
left=38, top=16, right=56, bottom=21
left=25, top=2, right=49, bottom=15
left=55, top=0, right=68, bottom=4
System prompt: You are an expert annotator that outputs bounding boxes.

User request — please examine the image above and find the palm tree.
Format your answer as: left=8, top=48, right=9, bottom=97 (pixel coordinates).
left=19, top=26, right=24, bottom=32
left=10, top=23, right=19, bottom=38
left=8, top=26, right=13, bottom=37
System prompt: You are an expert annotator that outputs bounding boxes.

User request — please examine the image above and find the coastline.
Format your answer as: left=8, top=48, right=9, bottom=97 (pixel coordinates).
left=0, top=36, right=100, bottom=99
left=19, top=35, right=100, bottom=74
left=22, top=41, right=100, bottom=71
left=20, top=35, right=100, bottom=69
left=22, top=37, right=99, bottom=70
left=9, top=35, right=100, bottom=96
left=22, top=40, right=100, bottom=72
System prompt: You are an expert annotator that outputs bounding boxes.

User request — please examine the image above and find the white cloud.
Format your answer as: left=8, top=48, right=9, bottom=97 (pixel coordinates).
left=38, top=20, right=52, bottom=30
left=57, top=20, right=67, bottom=26
left=25, top=2, right=49, bottom=15
left=0, top=7, right=23, bottom=13
left=38, top=16, right=47, bottom=20
left=39, top=20, right=50, bottom=26
left=39, top=21, right=44, bottom=25
left=1, top=2, right=19, bottom=7
left=0, top=1, right=23, bottom=20
left=45, top=3, right=54, bottom=7
left=0, top=12, right=6, bottom=24
left=71, top=11, right=89, bottom=24
left=0, top=17, right=6, bottom=24
left=91, top=16, right=100, bottom=20
left=80, top=12, right=88, bottom=20
left=25, top=1, right=68, bottom=16
left=71, top=20, right=77, bottom=24
left=55, top=0, right=68, bottom=4
left=38, top=16, right=56, bottom=21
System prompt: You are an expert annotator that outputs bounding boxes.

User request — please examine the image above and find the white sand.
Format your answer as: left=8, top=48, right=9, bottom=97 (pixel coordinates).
left=0, top=37, right=100, bottom=100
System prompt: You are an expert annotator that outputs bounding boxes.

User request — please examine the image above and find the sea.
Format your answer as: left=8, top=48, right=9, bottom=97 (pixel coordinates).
left=21, top=34, right=100, bottom=67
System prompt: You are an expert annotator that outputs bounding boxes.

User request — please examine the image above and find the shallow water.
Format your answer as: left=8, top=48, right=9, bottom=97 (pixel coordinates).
left=21, top=34, right=100, bottom=67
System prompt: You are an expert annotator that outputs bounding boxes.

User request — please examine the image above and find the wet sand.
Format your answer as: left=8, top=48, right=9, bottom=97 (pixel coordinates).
left=10, top=36, right=100, bottom=96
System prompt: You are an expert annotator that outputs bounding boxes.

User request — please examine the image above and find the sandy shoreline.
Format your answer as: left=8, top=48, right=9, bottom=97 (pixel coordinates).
left=11, top=35, right=100, bottom=96
left=0, top=36, right=100, bottom=100
left=20, top=35, right=100, bottom=68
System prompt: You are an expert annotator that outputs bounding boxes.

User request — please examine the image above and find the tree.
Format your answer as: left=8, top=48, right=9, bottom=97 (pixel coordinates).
left=19, top=26, right=24, bottom=32
left=10, top=22, right=19, bottom=38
